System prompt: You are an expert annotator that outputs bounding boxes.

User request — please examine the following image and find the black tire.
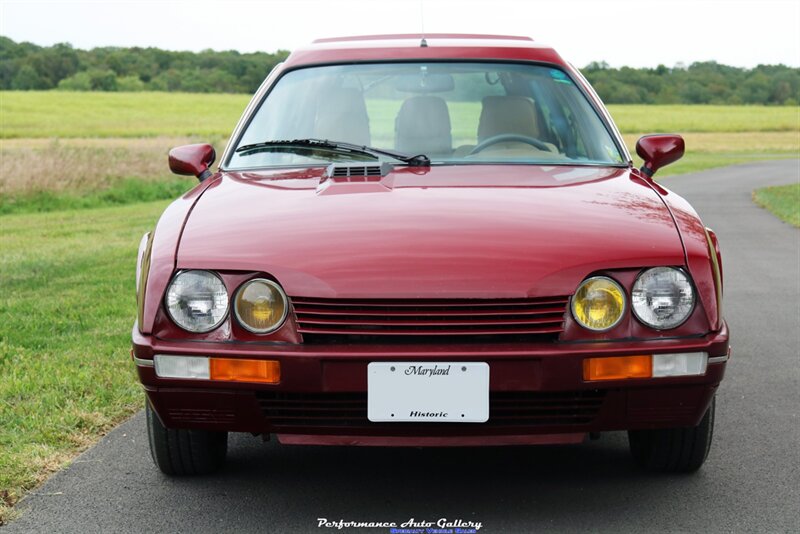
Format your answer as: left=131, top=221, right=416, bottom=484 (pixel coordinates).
left=146, top=400, right=228, bottom=476
left=628, top=395, right=715, bottom=473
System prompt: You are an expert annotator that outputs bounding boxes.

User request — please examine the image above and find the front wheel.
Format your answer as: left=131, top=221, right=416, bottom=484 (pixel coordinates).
left=628, top=395, right=715, bottom=473
left=146, top=400, right=228, bottom=475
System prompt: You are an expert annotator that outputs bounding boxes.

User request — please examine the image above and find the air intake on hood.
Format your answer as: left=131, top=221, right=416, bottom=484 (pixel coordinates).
left=327, top=162, right=392, bottom=178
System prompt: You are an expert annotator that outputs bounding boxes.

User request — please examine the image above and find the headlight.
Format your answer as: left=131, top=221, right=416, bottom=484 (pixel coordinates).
left=571, top=276, right=626, bottom=331
left=165, top=270, right=229, bottom=333
left=234, top=278, right=288, bottom=333
left=632, top=267, right=695, bottom=329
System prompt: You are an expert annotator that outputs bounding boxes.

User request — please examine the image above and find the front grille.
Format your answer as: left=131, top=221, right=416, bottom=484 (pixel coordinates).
left=291, top=296, right=569, bottom=342
left=256, top=390, right=606, bottom=429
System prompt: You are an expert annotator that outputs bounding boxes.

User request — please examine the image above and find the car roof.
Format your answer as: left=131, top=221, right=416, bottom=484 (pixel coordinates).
left=283, top=34, right=568, bottom=68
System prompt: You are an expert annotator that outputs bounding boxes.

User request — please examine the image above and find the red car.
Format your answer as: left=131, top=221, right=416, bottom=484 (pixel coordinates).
left=133, top=34, right=728, bottom=475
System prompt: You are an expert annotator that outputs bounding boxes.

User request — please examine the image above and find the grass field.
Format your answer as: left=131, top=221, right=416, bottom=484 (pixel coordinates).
left=0, top=137, right=205, bottom=214
left=1, top=91, right=250, bottom=138
left=607, top=104, right=799, bottom=133
left=1, top=91, right=798, bottom=214
left=753, top=183, right=800, bottom=227
left=2, top=92, right=798, bottom=138
left=0, top=90, right=798, bottom=524
left=624, top=131, right=800, bottom=175
left=0, top=201, right=168, bottom=523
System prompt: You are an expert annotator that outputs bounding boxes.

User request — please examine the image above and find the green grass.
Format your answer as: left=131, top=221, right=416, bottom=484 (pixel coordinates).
left=621, top=131, right=799, bottom=177
left=2, top=91, right=798, bottom=139
left=1, top=91, right=250, bottom=138
left=637, top=152, right=798, bottom=177
left=0, top=176, right=195, bottom=215
left=752, top=183, right=800, bottom=227
left=0, top=201, right=169, bottom=523
left=607, top=104, right=800, bottom=133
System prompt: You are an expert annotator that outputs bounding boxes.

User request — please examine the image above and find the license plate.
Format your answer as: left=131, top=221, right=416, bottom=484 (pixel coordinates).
left=367, top=362, right=489, bottom=422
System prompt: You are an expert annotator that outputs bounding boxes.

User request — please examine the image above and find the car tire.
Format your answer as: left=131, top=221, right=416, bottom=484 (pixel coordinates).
left=146, top=400, right=228, bottom=475
left=627, top=395, right=715, bottom=473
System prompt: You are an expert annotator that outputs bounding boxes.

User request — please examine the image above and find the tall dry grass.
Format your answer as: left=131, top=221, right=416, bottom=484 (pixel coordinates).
left=0, top=137, right=226, bottom=196
left=622, top=131, right=800, bottom=154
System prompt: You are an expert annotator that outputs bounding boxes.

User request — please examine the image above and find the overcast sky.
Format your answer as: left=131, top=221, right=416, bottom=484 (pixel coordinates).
left=1, top=0, right=799, bottom=68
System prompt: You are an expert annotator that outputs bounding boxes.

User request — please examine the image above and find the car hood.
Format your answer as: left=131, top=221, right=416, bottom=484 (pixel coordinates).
left=177, top=165, right=685, bottom=298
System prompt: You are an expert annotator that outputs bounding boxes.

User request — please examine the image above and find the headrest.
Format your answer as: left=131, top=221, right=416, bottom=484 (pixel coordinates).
left=478, top=96, right=541, bottom=142
left=315, top=87, right=371, bottom=146
left=394, top=96, right=452, bottom=155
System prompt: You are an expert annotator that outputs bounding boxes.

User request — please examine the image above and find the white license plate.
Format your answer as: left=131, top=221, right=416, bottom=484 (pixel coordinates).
left=367, top=362, right=489, bottom=423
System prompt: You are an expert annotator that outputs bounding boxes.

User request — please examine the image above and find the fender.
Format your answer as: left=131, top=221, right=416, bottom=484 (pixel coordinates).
left=138, top=175, right=222, bottom=334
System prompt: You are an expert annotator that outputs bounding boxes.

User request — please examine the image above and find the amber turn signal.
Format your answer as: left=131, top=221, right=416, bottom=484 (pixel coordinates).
left=210, top=358, right=280, bottom=384
left=583, top=355, right=651, bottom=381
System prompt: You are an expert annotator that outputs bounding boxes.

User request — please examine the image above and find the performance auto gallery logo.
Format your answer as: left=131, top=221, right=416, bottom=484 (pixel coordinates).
left=317, top=517, right=483, bottom=533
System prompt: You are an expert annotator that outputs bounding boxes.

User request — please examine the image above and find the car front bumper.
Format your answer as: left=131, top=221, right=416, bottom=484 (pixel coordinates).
left=132, top=322, right=729, bottom=446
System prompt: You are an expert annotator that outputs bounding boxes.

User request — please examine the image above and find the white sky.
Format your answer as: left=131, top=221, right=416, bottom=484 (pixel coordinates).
left=1, top=0, right=799, bottom=68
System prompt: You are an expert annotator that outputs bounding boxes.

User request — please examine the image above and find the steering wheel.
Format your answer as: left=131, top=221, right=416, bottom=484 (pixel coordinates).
left=469, top=134, right=551, bottom=155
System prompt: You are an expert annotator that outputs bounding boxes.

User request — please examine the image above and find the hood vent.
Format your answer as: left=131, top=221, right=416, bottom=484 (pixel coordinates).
left=317, top=162, right=396, bottom=194
left=327, top=162, right=392, bottom=179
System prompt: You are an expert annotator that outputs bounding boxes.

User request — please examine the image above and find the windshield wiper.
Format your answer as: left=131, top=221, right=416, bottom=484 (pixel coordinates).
left=234, top=138, right=430, bottom=167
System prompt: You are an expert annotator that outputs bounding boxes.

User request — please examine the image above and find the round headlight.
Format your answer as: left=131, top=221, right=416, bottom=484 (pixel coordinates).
left=632, top=267, right=695, bottom=329
left=165, top=270, right=228, bottom=333
left=572, top=276, right=626, bottom=331
left=234, top=278, right=288, bottom=334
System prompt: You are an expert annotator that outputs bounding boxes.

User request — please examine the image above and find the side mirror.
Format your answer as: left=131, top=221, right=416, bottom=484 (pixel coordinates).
left=635, top=134, right=684, bottom=178
left=168, top=144, right=216, bottom=181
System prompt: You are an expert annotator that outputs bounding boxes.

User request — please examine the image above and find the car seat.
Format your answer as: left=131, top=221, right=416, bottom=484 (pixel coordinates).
left=395, top=96, right=452, bottom=155
left=315, top=87, right=371, bottom=146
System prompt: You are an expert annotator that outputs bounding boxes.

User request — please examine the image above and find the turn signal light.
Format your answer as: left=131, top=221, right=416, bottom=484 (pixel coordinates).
left=583, top=353, right=709, bottom=381
left=583, top=355, right=651, bottom=381
left=210, top=358, right=280, bottom=384
left=154, top=355, right=280, bottom=384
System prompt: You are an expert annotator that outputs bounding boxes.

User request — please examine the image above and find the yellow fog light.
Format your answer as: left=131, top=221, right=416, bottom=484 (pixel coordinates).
left=571, top=276, right=626, bottom=331
left=234, top=278, right=288, bottom=334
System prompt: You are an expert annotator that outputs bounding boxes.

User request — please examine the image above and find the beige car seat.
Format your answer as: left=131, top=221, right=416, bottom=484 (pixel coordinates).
left=315, top=88, right=371, bottom=146
left=395, top=96, right=453, bottom=155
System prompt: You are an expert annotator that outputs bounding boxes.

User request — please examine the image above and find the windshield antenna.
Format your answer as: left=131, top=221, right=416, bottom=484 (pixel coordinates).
left=419, top=0, right=427, bottom=47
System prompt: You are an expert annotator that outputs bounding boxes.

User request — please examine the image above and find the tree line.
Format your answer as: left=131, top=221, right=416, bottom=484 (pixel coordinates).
left=0, top=36, right=289, bottom=94
left=1, top=36, right=798, bottom=105
left=583, top=61, right=798, bottom=105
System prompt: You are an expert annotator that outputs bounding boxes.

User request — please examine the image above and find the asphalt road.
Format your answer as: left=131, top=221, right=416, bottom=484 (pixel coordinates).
left=6, top=160, right=799, bottom=534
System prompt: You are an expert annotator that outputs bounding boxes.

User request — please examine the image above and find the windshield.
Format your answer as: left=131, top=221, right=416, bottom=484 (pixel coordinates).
left=227, top=62, right=625, bottom=169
